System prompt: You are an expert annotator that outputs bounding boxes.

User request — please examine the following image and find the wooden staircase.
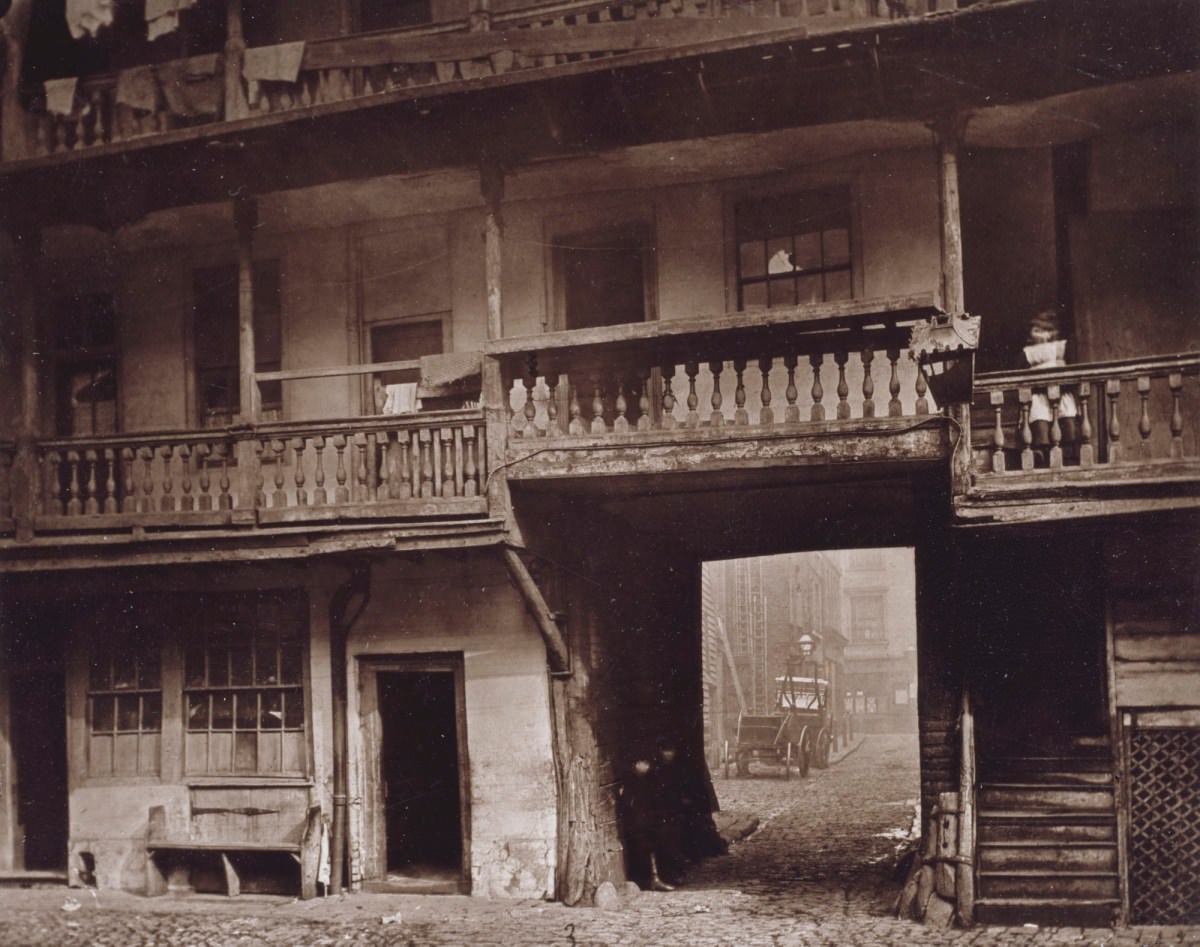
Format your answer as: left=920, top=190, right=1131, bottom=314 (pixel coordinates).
left=975, top=737, right=1121, bottom=926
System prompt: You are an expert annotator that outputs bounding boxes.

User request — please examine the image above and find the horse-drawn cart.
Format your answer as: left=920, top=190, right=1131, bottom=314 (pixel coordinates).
left=723, top=674, right=832, bottom=779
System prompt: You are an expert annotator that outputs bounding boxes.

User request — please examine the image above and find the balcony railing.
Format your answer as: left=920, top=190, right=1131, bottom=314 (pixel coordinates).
left=15, top=0, right=944, bottom=161
left=969, top=353, right=1200, bottom=480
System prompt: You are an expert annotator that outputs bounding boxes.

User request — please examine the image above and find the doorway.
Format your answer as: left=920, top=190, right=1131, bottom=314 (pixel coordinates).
left=360, top=655, right=468, bottom=892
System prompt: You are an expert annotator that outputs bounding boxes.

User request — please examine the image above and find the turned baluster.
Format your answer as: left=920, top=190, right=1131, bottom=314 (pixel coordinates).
left=196, top=444, right=212, bottom=511
left=311, top=436, right=327, bottom=504
left=733, top=359, right=749, bottom=425
left=661, top=365, right=677, bottom=430
left=121, top=448, right=137, bottom=513
left=685, top=361, right=701, bottom=429
left=758, top=357, right=774, bottom=425
left=886, top=347, right=903, bottom=417
left=522, top=372, right=539, bottom=438
left=809, top=353, right=825, bottom=422
left=607, top=378, right=625, bottom=434
left=140, top=446, right=155, bottom=513
left=545, top=373, right=562, bottom=436
left=709, top=361, right=725, bottom=427
left=333, top=434, right=349, bottom=503
left=352, top=434, right=369, bottom=502
left=1168, top=372, right=1184, bottom=460
left=1047, top=385, right=1064, bottom=469
left=990, top=390, right=1006, bottom=474
left=292, top=437, right=308, bottom=506
left=216, top=443, right=232, bottom=510
left=1106, top=379, right=1122, bottom=464
left=1078, top=385, right=1094, bottom=467
left=834, top=351, right=850, bottom=420
left=81, top=449, right=98, bottom=515
left=914, top=357, right=930, bottom=415
left=268, top=439, right=286, bottom=507
left=159, top=444, right=176, bottom=511
left=64, top=450, right=82, bottom=516
left=1018, top=387, right=1034, bottom=471
left=398, top=432, right=414, bottom=499
left=442, top=428, right=456, bottom=497
left=861, top=348, right=876, bottom=419
left=590, top=374, right=607, bottom=435
left=1136, top=375, right=1153, bottom=460
left=637, top=371, right=652, bottom=432
left=103, top=447, right=117, bottom=514
left=254, top=442, right=268, bottom=508
left=783, top=355, right=799, bottom=423
left=568, top=380, right=584, bottom=436
left=463, top=427, right=479, bottom=497
left=419, top=428, right=435, bottom=498
left=179, top=444, right=194, bottom=511
left=44, top=451, right=64, bottom=515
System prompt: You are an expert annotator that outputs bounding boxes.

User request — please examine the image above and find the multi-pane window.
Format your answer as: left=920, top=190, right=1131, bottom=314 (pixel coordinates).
left=184, top=596, right=306, bottom=776
left=53, top=294, right=118, bottom=437
left=850, top=592, right=885, bottom=642
left=88, top=622, right=161, bottom=776
left=735, top=188, right=852, bottom=310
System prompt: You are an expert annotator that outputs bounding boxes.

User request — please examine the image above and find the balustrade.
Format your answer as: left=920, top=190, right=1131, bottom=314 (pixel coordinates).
left=971, top=354, right=1200, bottom=477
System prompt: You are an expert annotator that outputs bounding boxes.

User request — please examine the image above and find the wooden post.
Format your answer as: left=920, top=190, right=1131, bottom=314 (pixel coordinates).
left=8, top=225, right=42, bottom=542
left=480, top=156, right=504, bottom=342
left=956, top=684, right=976, bottom=926
left=234, top=195, right=259, bottom=423
left=1, top=1, right=37, bottom=162
left=224, top=0, right=249, bottom=120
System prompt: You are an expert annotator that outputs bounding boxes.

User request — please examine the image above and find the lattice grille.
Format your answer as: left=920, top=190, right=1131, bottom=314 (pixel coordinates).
left=1129, top=727, right=1200, bottom=924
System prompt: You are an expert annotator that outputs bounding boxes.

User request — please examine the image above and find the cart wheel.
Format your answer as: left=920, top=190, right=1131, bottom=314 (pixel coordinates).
left=722, top=740, right=731, bottom=779
left=815, top=728, right=832, bottom=769
left=783, top=741, right=792, bottom=780
left=795, top=727, right=811, bottom=779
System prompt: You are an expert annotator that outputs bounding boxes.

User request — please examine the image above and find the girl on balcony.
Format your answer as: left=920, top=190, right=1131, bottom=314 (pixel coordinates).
left=1024, top=310, right=1078, bottom=464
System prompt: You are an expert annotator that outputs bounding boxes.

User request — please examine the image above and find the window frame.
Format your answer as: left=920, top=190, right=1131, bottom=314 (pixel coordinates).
left=86, top=611, right=162, bottom=778
left=848, top=589, right=886, bottom=643
left=50, top=293, right=120, bottom=437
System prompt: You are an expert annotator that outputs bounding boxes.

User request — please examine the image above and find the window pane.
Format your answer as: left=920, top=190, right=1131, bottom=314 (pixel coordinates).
left=739, top=241, right=765, bottom=279
left=187, top=693, right=209, bottom=731
left=231, top=647, right=253, bottom=686
left=212, top=691, right=233, bottom=730
left=92, top=696, right=114, bottom=733
left=89, top=657, right=109, bottom=692
left=112, top=647, right=136, bottom=689
left=255, top=643, right=278, bottom=684
left=280, top=644, right=303, bottom=685
left=792, top=231, right=822, bottom=271
left=795, top=274, right=824, bottom=306
left=283, top=689, right=304, bottom=729
left=138, top=654, right=160, bottom=690
left=142, top=694, right=161, bottom=730
left=825, top=269, right=853, bottom=302
left=117, top=694, right=140, bottom=732
left=766, top=237, right=793, bottom=274
left=235, top=732, right=258, bottom=771
left=261, top=691, right=283, bottom=730
left=236, top=691, right=258, bottom=730
left=209, top=647, right=229, bottom=686
left=742, top=281, right=767, bottom=309
left=767, top=275, right=796, bottom=309
left=823, top=227, right=850, bottom=265
left=185, top=648, right=206, bottom=687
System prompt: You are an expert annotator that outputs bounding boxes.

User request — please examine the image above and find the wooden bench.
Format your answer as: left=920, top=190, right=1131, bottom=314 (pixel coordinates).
left=146, top=791, right=322, bottom=899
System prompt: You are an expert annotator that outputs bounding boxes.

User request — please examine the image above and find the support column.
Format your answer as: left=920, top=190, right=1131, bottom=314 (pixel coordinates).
left=480, top=156, right=505, bottom=342
left=224, top=0, right=249, bottom=121
left=1, top=1, right=36, bottom=162
left=9, top=226, right=42, bottom=542
left=234, top=195, right=259, bottom=423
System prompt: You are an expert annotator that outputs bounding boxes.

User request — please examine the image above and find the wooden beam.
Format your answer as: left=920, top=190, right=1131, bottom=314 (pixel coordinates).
left=234, top=194, right=259, bottom=423
left=480, top=156, right=504, bottom=342
left=956, top=686, right=975, bottom=926
left=502, top=547, right=570, bottom=674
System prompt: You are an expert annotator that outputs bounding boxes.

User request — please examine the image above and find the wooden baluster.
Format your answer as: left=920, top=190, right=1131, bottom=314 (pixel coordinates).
left=1078, top=384, right=1094, bottom=467
left=65, top=450, right=82, bottom=516
left=783, top=355, right=799, bottom=424
left=661, top=365, right=677, bottom=430
left=590, top=374, right=607, bottom=434
left=1106, top=379, right=1122, bottom=464
left=398, top=431, right=414, bottom=499
left=333, top=434, right=349, bottom=503
left=103, top=447, right=117, bottom=514
left=685, top=361, right=701, bottom=428
left=861, top=348, right=876, bottom=418
left=834, top=351, right=850, bottom=420
left=887, top=347, right=903, bottom=417
left=1168, top=372, right=1184, bottom=459
left=709, top=360, right=725, bottom=427
left=121, top=448, right=137, bottom=513
left=809, top=353, right=825, bottom=422
left=369, top=433, right=382, bottom=501
left=545, top=373, right=562, bottom=436
left=312, top=436, right=327, bottom=504
left=568, top=379, right=584, bottom=435
left=419, top=428, right=435, bottom=498
left=160, top=444, right=175, bottom=511
left=990, top=390, right=1006, bottom=474
left=1047, top=384, right=1063, bottom=469
left=914, top=357, right=930, bottom=415
left=196, top=444, right=213, bottom=511
left=614, top=380, right=630, bottom=434
left=758, top=357, right=774, bottom=425
left=292, top=437, right=308, bottom=506
left=255, top=441, right=268, bottom=508
left=522, top=373, right=539, bottom=438
left=1137, top=375, right=1153, bottom=460
left=1018, top=387, right=1034, bottom=471
left=637, top=371, right=652, bottom=432
left=270, top=438, right=287, bottom=507
left=179, top=444, right=194, bottom=511
left=44, top=451, right=63, bottom=515
left=733, top=359, right=749, bottom=425
left=442, top=427, right=456, bottom=497
left=216, top=443, right=232, bottom=510
left=82, top=449, right=99, bottom=514
left=463, top=426, right=479, bottom=497
left=140, top=446, right=155, bottom=513
left=352, top=434, right=369, bottom=502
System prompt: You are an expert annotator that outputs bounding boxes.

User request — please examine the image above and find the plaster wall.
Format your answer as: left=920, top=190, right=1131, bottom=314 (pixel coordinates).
left=344, top=554, right=558, bottom=899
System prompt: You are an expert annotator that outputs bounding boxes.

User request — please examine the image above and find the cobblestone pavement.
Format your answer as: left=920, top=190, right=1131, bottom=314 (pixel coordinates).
left=0, top=734, right=1196, bottom=946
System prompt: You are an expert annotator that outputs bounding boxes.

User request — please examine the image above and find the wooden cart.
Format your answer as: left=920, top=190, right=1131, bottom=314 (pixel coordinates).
left=722, top=674, right=832, bottom=779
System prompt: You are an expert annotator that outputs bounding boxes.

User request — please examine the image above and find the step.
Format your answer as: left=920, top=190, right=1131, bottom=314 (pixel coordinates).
left=980, top=758, right=1113, bottom=784
left=978, top=841, right=1118, bottom=872
left=974, top=897, right=1121, bottom=927
left=978, top=870, right=1120, bottom=900
left=977, top=783, right=1114, bottom=811
left=977, top=814, right=1116, bottom=844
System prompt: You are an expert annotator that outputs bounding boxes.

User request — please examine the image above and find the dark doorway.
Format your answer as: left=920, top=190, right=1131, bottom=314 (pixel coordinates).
left=556, top=224, right=655, bottom=330
left=376, top=668, right=464, bottom=885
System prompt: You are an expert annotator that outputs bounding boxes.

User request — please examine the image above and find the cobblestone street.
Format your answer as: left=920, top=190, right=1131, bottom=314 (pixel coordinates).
left=0, top=734, right=1195, bottom=946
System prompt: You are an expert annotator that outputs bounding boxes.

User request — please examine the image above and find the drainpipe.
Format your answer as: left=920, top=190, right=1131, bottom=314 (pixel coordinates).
left=503, top=546, right=569, bottom=675
left=329, top=561, right=372, bottom=893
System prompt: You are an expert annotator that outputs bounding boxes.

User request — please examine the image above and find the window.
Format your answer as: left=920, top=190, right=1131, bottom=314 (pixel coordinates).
left=371, top=318, right=444, bottom=386
left=53, top=294, right=118, bottom=437
left=88, top=618, right=161, bottom=776
left=735, top=188, right=852, bottom=310
left=193, top=261, right=282, bottom=426
left=184, top=594, right=306, bottom=776
left=554, top=223, right=656, bottom=330
left=850, top=592, right=885, bottom=642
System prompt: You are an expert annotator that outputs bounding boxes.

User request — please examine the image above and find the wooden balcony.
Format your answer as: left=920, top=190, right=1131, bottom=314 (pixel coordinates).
left=10, top=0, right=948, bottom=163
left=958, top=353, right=1200, bottom=524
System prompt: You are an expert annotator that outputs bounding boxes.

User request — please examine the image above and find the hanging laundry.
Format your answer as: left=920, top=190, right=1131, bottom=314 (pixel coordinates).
left=115, top=65, right=159, bottom=113
left=382, top=383, right=421, bottom=415
left=157, top=53, right=221, bottom=118
left=242, top=42, right=307, bottom=85
left=145, top=0, right=198, bottom=42
left=43, top=77, right=79, bottom=116
left=65, top=0, right=114, bottom=40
